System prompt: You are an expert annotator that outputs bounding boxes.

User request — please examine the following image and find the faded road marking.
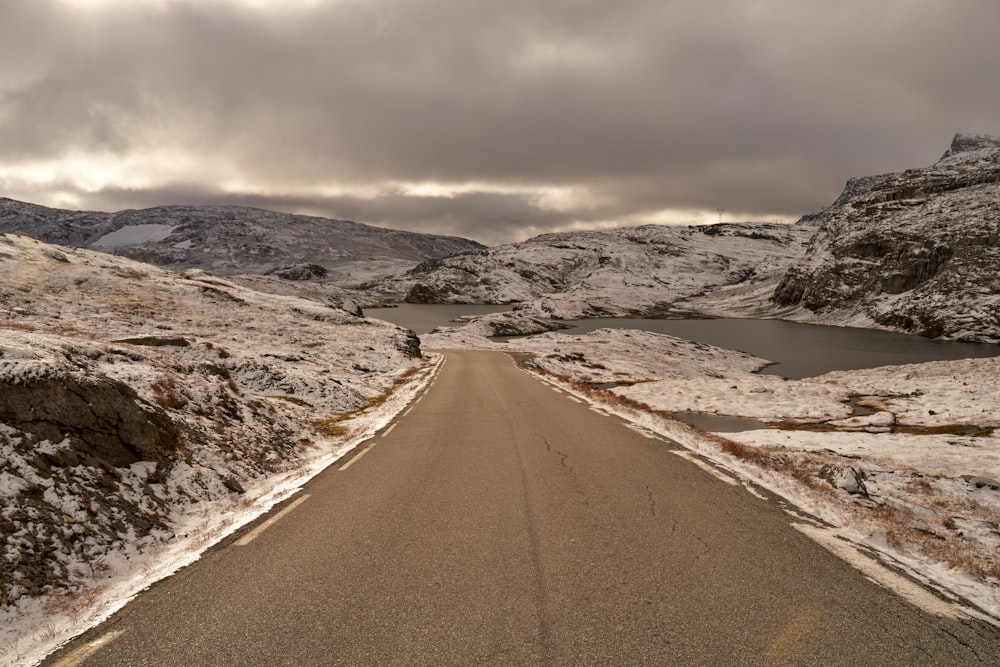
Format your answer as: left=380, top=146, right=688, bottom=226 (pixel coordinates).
left=793, top=523, right=962, bottom=619
left=339, top=443, right=376, bottom=472
left=765, top=608, right=823, bottom=664
left=671, top=451, right=739, bottom=486
left=50, top=630, right=125, bottom=667
left=235, top=495, right=311, bottom=546
left=381, top=423, right=398, bottom=438
left=626, top=424, right=652, bottom=438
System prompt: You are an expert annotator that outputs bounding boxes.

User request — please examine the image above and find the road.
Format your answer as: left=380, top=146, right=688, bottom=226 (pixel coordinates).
left=47, top=350, right=1000, bottom=666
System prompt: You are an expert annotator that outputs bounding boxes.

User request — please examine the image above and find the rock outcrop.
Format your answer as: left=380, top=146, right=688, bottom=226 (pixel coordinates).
left=772, top=134, right=1000, bottom=342
left=0, top=375, right=180, bottom=468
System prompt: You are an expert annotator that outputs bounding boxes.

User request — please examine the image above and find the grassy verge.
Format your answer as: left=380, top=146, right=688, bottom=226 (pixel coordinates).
left=312, top=364, right=426, bottom=438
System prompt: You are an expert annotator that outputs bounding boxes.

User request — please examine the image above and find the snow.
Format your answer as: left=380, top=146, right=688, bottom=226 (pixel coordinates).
left=92, top=224, right=176, bottom=247
left=0, top=198, right=483, bottom=282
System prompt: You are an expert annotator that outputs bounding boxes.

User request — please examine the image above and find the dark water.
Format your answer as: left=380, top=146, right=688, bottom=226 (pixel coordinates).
left=558, top=317, right=1000, bottom=379
left=365, top=305, right=1000, bottom=380
left=365, top=303, right=513, bottom=335
left=672, top=412, right=769, bottom=432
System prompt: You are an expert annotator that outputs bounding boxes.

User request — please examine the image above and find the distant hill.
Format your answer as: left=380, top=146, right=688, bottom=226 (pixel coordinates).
left=371, top=222, right=813, bottom=319
left=0, top=199, right=484, bottom=284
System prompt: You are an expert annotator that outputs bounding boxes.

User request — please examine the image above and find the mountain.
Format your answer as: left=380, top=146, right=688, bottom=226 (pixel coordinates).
left=770, top=133, right=1000, bottom=342
left=374, top=223, right=812, bottom=319
left=0, top=199, right=484, bottom=284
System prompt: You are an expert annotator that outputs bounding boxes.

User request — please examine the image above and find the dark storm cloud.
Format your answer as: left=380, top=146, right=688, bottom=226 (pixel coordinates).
left=2, top=0, right=1000, bottom=243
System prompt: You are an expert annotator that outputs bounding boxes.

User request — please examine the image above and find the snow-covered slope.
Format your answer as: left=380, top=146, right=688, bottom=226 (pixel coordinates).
left=771, top=133, right=1000, bottom=342
left=0, top=199, right=484, bottom=285
left=376, top=223, right=812, bottom=319
left=0, top=233, right=432, bottom=655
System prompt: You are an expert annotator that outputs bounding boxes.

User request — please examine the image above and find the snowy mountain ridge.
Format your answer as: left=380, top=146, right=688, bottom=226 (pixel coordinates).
left=0, top=199, right=484, bottom=285
left=770, top=133, right=1000, bottom=342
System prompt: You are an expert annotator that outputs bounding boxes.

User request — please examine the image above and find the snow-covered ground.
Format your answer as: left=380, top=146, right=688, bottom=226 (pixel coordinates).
left=0, top=233, right=437, bottom=666
left=426, top=320, right=1000, bottom=623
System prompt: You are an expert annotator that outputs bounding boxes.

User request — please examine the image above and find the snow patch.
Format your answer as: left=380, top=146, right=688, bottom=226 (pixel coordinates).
left=92, top=225, right=176, bottom=247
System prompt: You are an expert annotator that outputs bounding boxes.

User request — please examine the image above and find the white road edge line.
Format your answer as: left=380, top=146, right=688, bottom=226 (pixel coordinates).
left=49, top=630, right=125, bottom=667
left=338, top=443, right=376, bottom=472
left=671, top=450, right=739, bottom=486
left=793, top=523, right=962, bottom=619
left=235, top=494, right=311, bottom=546
left=381, top=423, right=398, bottom=438
left=567, top=396, right=583, bottom=404
left=589, top=407, right=609, bottom=416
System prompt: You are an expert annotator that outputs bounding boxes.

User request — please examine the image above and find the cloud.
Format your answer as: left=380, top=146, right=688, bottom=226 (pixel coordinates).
left=2, top=0, right=1000, bottom=243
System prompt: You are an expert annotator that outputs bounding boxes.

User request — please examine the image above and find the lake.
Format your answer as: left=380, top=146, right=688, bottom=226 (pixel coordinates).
left=365, top=303, right=513, bottom=335
left=365, top=304, right=1000, bottom=380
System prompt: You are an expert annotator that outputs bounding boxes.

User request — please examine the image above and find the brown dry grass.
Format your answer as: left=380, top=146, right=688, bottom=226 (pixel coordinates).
left=152, top=374, right=186, bottom=410
left=44, top=584, right=110, bottom=622
left=311, top=361, right=430, bottom=439
left=854, top=503, right=1000, bottom=581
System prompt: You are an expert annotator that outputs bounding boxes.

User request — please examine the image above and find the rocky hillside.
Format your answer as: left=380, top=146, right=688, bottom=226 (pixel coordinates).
left=771, top=134, right=1000, bottom=342
left=0, top=232, right=427, bottom=614
left=375, top=223, right=812, bottom=319
left=0, top=199, right=483, bottom=285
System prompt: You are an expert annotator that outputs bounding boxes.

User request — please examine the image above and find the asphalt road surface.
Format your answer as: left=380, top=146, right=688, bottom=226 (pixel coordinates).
left=46, top=351, right=1000, bottom=666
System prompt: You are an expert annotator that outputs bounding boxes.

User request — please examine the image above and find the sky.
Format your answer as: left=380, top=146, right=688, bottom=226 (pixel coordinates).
left=2, top=0, right=1000, bottom=245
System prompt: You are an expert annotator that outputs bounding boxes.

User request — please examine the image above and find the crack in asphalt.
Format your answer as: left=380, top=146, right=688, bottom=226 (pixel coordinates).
left=645, top=484, right=657, bottom=517
left=543, top=436, right=572, bottom=473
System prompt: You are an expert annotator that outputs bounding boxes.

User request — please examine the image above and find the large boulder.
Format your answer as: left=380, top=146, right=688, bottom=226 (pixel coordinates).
left=0, top=375, right=180, bottom=468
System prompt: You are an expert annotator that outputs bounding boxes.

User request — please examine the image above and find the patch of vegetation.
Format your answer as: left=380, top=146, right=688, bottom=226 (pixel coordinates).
left=313, top=416, right=349, bottom=437
left=268, top=395, right=313, bottom=408
left=311, top=364, right=427, bottom=438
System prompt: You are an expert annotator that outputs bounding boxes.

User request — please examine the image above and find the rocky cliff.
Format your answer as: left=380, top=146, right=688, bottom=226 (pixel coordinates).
left=772, top=134, right=1000, bottom=342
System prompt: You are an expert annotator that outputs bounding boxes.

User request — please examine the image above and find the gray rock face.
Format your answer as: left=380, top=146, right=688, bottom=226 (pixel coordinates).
left=265, top=263, right=330, bottom=280
left=818, top=464, right=869, bottom=496
left=772, top=134, right=1000, bottom=342
left=965, top=476, right=1000, bottom=492
left=0, top=375, right=180, bottom=468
